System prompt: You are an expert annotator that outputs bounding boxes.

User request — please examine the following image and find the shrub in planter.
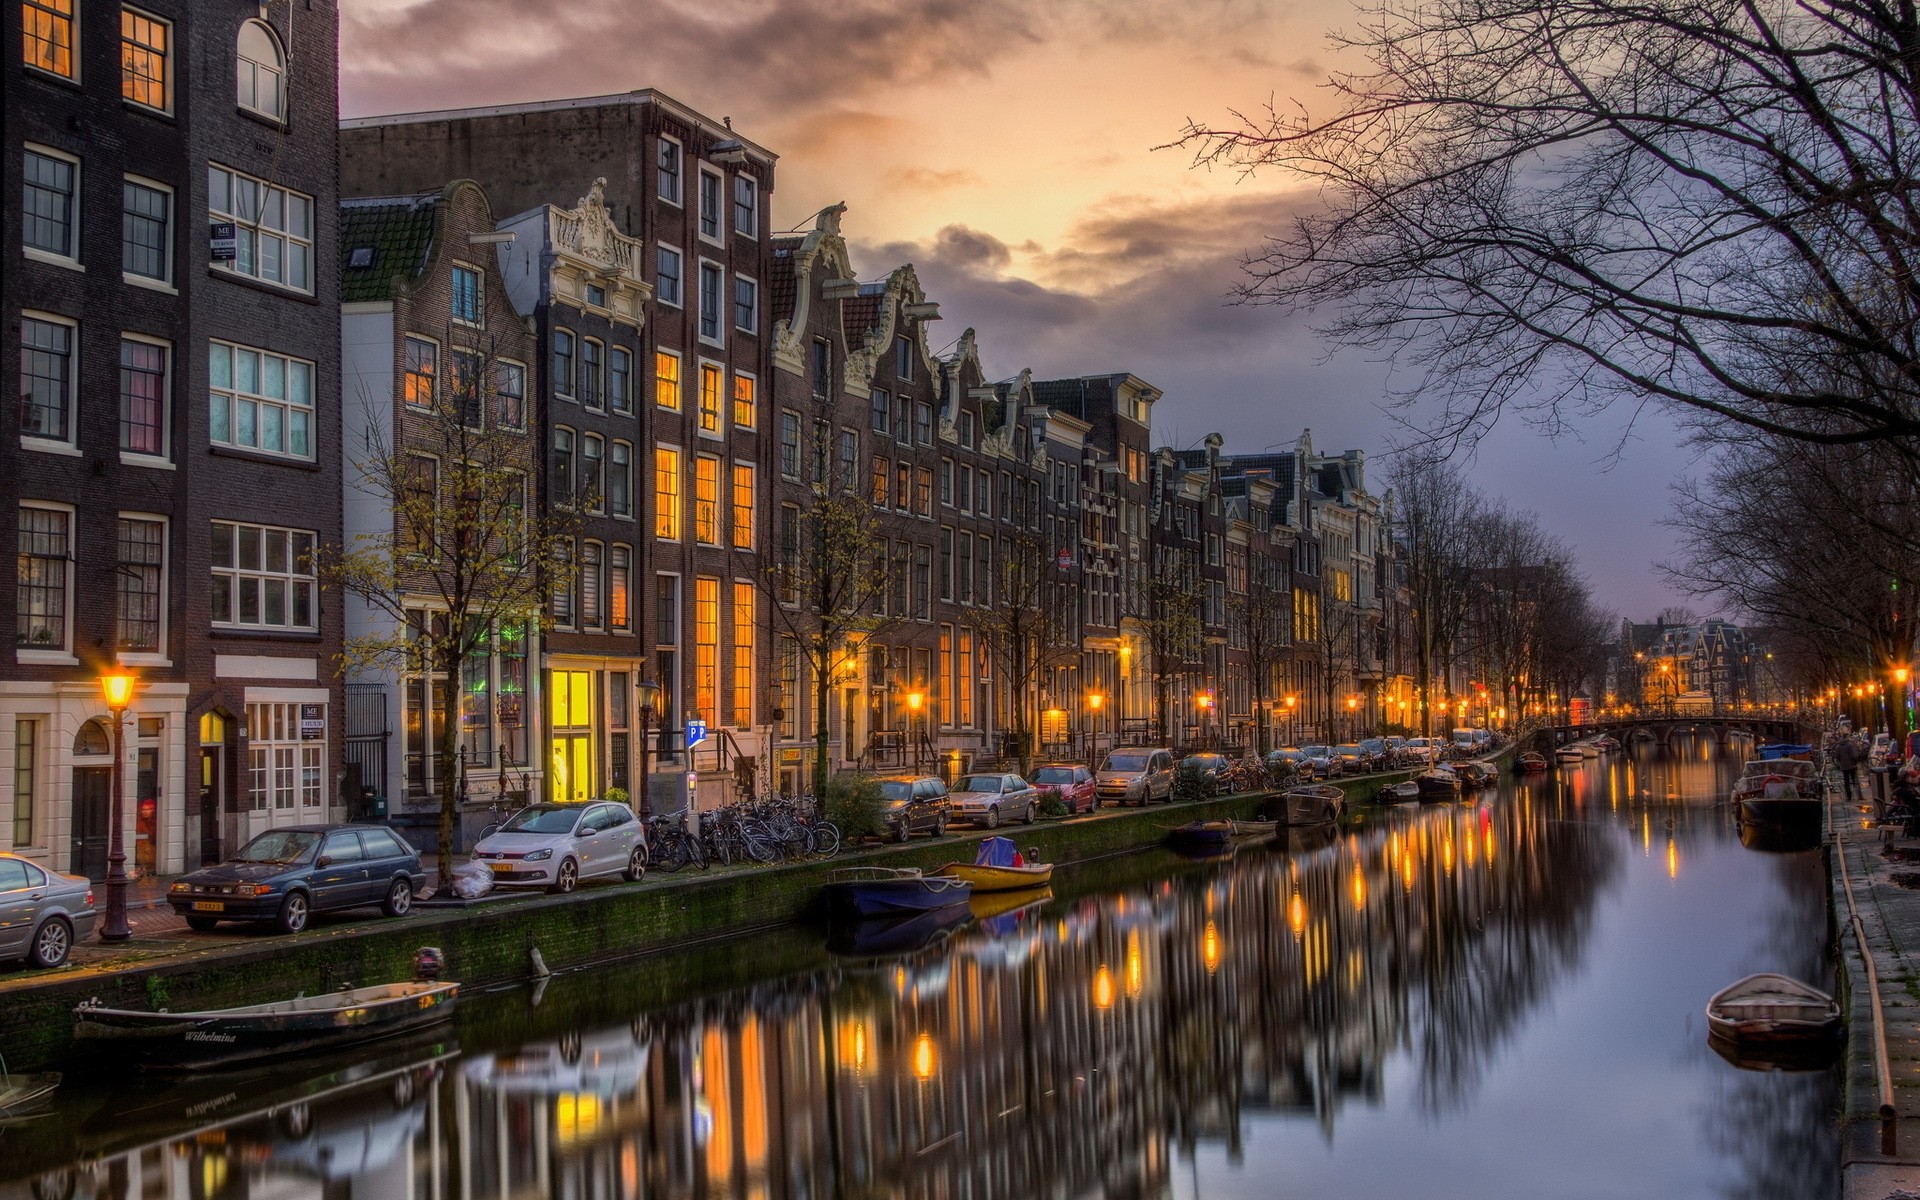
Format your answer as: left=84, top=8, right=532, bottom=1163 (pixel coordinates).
left=823, top=775, right=888, bottom=841
left=1037, top=793, right=1069, bottom=819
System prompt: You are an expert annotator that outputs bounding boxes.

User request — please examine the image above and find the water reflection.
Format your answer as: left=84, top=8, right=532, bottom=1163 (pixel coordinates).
left=4, top=737, right=1835, bottom=1200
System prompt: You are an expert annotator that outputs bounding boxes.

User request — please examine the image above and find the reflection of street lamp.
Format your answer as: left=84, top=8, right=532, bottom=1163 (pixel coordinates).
left=100, top=671, right=137, bottom=942
left=635, top=674, right=661, bottom=817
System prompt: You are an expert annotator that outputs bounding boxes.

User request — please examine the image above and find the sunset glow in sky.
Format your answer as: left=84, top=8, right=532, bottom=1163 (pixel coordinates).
left=340, top=0, right=1695, bottom=619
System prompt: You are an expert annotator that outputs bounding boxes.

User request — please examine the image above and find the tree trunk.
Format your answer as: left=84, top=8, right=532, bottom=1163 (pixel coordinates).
left=813, top=649, right=833, bottom=801
left=436, top=648, right=463, bottom=894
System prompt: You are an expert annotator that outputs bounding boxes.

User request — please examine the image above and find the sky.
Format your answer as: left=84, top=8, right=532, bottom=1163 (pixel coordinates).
left=337, top=0, right=1697, bottom=621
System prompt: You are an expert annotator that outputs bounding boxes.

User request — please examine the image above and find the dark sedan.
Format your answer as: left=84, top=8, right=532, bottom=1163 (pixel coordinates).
left=168, top=825, right=425, bottom=934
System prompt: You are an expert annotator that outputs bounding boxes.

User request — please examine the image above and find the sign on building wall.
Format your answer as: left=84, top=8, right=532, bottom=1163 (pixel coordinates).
left=209, top=222, right=238, bottom=262
left=299, top=703, right=325, bottom=740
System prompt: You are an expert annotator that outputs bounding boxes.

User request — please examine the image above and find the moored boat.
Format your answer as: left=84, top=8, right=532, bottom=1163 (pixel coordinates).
left=1285, top=783, right=1347, bottom=824
left=1554, top=745, right=1586, bottom=764
left=0, top=1071, right=59, bottom=1119
left=1515, top=752, right=1549, bottom=774
left=828, top=903, right=973, bottom=958
left=1165, top=819, right=1274, bottom=853
left=1705, top=973, right=1840, bottom=1044
left=828, top=867, right=972, bottom=917
left=933, top=836, right=1053, bottom=893
left=73, top=981, right=459, bottom=1071
left=1415, top=767, right=1461, bottom=800
left=1732, top=759, right=1822, bottom=825
left=1457, top=761, right=1498, bottom=788
left=1576, top=741, right=1601, bottom=758
left=1376, top=779, right=1422, bottom=804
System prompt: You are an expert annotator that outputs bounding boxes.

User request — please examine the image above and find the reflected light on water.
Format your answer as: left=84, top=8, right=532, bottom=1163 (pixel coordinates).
left=1126, top=930, right=1144, bottom=998
left=1668, top=837, right=1679, bottom=880
left=1289, top=891, right=1308, bottom=939
left=912, top=1032, right=937, bottom=1080
left=1351, top=865, right=1367, bottom=913
left=1093, top=965, right=1116, bottom=1010
left=1203, top=920, right=1223, bottom=972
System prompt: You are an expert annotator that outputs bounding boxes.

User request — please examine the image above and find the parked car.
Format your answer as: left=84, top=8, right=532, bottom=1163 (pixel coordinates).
left=1030, top=763, right=1098, bottom=813
left=949, top=773, right=1039, bottom=827
left=473, top=801, right=646, bottom=893
left=0, top=851, right=95, bottom=968
left=168, top=825, right=426, bottom=934
left=1332, top=745, right=1370, bottom=775
left=1266, top=747, right=1309, bottom=781
left=873, top=776, right=952, bottom=841
left=1097, top=747, right=1176, bottom=805
left=1404, top=737, right=1440, bottom=764
left=1358, top=738, right=1391, bottom=771
left=1178, top=752, right=1235, bottom=793
left=1298, top=744, right=1339, bottom=778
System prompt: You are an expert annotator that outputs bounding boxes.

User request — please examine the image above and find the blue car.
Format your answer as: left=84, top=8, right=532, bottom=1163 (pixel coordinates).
left=168, top=824, right=425, bottom=934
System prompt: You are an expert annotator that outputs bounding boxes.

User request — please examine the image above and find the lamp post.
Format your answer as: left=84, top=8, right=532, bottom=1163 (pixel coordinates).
left=1283, top=694, right=1297, bottom=747
left=1087, top=691, right=1105, bottom=766
left=1345, top=694, right=1360, bottom=742
left=1659, top=661, right=1674, bottom=718
left=1196, top=691, right=1215, bottom=748
left=906, top=687, right=925, bottom=770
left=99, top=671, right=137, bottom=942
left=635, top=674, right=661, bottom=818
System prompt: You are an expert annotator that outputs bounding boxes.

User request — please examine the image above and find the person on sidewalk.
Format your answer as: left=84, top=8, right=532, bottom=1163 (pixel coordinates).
left=1833, top=731, right=1865, bottom=805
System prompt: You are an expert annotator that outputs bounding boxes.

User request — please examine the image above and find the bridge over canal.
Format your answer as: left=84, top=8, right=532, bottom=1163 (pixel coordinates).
left=1529, top=714, right=1812, bottom=752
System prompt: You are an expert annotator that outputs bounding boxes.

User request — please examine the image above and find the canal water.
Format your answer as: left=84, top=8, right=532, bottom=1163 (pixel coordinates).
left=3, top=736, right=1837, bottom=1199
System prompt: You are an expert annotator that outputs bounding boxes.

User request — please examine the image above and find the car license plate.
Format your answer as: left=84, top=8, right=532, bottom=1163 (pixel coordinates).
left=489, top=862, right=512, bottom=873
left=191, top=901, right=225, bottom=912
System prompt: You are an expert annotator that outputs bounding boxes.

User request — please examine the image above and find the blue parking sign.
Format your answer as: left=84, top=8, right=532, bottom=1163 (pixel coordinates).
left=686, top=719, right=708, bottom=747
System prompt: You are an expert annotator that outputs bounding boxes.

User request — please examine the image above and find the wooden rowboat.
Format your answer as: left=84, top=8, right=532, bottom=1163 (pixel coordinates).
left=1515, top=752, right=1549, bottom=774
left=1284, top=784, right=1346, bottom=824
left=933, top=836, right=1053, bottom=892
left=73, top=981, right=459, bottom=1071
left=1705, top=973, right=1839, bottom=1044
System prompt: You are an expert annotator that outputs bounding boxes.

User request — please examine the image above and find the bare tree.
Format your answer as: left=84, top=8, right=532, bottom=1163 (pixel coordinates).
left=1228, top=556, right=1291, bottom=755
left=971, top=520, right=1080, bottom=776
left=326, top=330, right=574, bottom=892
left=1177, top=0, right=1920, bottom=453
left=1389, top=454, right=1483, bottom=738
left=1125, top=549, right=1204, bottom=742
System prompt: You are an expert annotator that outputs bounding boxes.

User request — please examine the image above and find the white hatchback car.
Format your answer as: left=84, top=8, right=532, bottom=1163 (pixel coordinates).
left=472, top=802, right=646, bottom=893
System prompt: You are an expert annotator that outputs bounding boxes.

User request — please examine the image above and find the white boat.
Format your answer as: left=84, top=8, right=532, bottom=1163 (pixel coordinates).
left=1577, top=741, right=1601, bottom=758
left=1283, top=784, right=1346, bottom=824
left=1705, top=973, right=1840, bottom=1044
left=1554, top=746, right=1586, bottom=764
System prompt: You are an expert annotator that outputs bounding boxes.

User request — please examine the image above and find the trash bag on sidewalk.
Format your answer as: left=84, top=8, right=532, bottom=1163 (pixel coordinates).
left=451, top=860, right=495, bottom=900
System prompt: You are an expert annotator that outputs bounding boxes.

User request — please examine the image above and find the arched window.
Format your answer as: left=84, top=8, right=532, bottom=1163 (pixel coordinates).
left=236, top=20, right=284, bottom=121
left=72, top=720, right=111, bottom=757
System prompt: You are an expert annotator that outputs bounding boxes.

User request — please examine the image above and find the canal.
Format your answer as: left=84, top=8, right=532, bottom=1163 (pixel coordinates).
left=3, top=736, right=1837, bottom=1199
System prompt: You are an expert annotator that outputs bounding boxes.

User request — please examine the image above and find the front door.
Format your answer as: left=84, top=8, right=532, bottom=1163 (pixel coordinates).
left=198, top=747, right=223, bottom=866
left=70, top=766, right=111, bottom=882
left=550, top=733, right=592, bottom=805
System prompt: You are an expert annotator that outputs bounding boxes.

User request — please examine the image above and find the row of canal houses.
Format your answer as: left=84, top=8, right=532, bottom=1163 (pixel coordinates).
left=2, top=1, right=1409, bottom=879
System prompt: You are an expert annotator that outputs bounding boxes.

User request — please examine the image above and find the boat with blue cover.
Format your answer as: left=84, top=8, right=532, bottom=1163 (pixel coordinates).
left=933, top=837, right=1053, bottom=892
left=826, top=866, right=972, bottom=917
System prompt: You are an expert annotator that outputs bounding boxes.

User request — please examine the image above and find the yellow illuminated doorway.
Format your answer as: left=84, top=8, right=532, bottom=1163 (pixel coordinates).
left=549, top=670, right=596, bottom=804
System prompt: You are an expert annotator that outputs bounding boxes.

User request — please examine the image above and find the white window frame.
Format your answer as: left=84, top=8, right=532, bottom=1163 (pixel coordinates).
left=119, top=331, right=172, bottom=466
left=19, top=310, right=78, bottom=452
left=733, top=273, right=758, bottom=334
left=122, top=173, right=174, bottom=290
left=236, top=18, right=286, bottom=123
left=208, top=162, right=314, bottom=294
left=245, top=700, right=325, bottom=814
left=655, top=243, right=684, bottom=308
left=119, top=6, right=173, bottom=115
left=696, top=358, right=725, bottom=440
left=22, top=0, right=78, bottom=82
left=697, top=167, right=724, bottom=245
left=733, top=175, right=758, bottom=239
left=16, top=501, right=75, bottom=663
left=450, top=261, right=484, bottom=326
left=697, top=259, right=724, bottom=347
left=210, top=520, right=318, bottom=632
left=21, top=144, right=81, bottom=270
left=208, top=338, right=316, bottom=461
left=657, top=136, right=684, bottom=207
left=114, top=510, right=169, bottom=665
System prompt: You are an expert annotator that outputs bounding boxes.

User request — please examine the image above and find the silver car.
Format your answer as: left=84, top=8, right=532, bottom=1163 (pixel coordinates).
left=0, top=851, right=95, bottom=968
left=948, top=773, right=1038, bottom=828
left=1097, top=748, right=1176, bottom=805
left=472, top=802, right=646, bottom=893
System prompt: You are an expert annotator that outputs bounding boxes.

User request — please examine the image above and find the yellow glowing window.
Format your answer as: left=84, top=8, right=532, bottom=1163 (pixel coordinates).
left=694, top=577, right=719, bottom=721
left=654, top=446, right=681, bottom=539
left=694, top=454, right=720, bottom=544
left=732, top=373, right=756, bottom=429
left=23, top=0, right=73, bottom=78
left=550, top=669, right=592, bottom=728
left=699, top=362, right=723, bottom=433
left=655, top=351, right=681, bottom=411
left=729, top=463, right=753, bottom=549
left=121, top=10, right=168, bottom=109
left=731, top=581, right=753, bottom=724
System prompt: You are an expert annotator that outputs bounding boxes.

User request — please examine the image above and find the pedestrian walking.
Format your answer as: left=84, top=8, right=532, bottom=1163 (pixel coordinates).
left=1833, top=731, right=1865, bottom=804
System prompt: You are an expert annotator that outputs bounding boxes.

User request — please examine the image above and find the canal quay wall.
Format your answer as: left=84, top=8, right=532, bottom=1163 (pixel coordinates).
left=0, top=775, right=1409, bottom=1072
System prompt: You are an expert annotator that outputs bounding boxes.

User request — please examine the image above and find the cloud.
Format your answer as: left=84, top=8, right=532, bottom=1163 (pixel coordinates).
left=884, top=165, right=984, bottom=193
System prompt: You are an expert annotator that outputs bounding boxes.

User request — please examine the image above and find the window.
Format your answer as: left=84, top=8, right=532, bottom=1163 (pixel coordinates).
left=893, top=395, right=910, bottom=444
left=976, top=536, right=992, bottom=606
left=450, top=351, right=484, bottom=428
left=208, top=164, right=312, bottom=291
left=119, top=336, right=167, bottom=457
left=698, top=261, right=723, bottom=342
left=552, top=428, right=575, bottom=503
left=402, top=337, right=436, bottom=409
left=585, top=282, right=606, bottom=308
left=871, top=457, right=889, bottom=506
left=734, top=175, right=757, bottom=236
left=940, top=528, right=954, bottom=601
left=13, top=720, right=37, bottom=846
left=730, top=463, right=754, bottom=549
left=895, top=462, right=911, bottom=510
left=16, top=506, right=70, bottom=650
left=655, top=446, right=682, bottom=539
left=22, top=0, right=73, bottom=77
left=208, top=340, right=314, bottom=460
left=123, top=178, right=170, bottom=281
left=731, top=582, right=754, bottom=724
left=210, top=521, right=315, bottom=631
left=610, top=546, right=633, bottom=631
left=777, top=505, right=800, bottom=605
left=22, top=148, right=76, bottom=260
left=694, top=455, right=720, bottom=545
left=655, top=350, right=681, bottom=410
left=19, top=315, right=74, bottom=444
left=609, top=440, right=633, bottom=517
left=914, top=544, right=931, bottom=619
left=119, top=8, right=170, bottom=110
left=779, top=411, right=801, bottom=479
left=495, top=361, right=526, bottom=428
left=957, top=531, right=973, bottom=603
left=959, top=412, right=976, bottom=449
left=657, top=137, right=683, bottom=205
left=896, top=336, right=915, bottom=380
left=550, top=540, right=573, bottom=625
left=698, top=362, right=723, bottom=434
left=940, top=459, right=954, bottom=506
left=811, top=340, right=832, bottom=401
left=551, top=329, right=574, bottom=398
left=734, top=276, right=758, bottom=332
left=914, top=401, right=933, bottom=446
left=732, top=372, right=756, bottom=429
left=580, top=338, right=604, bottom=409
left=451, top=264, right=481, bottom=324
left=699, top=169, right=722, bottom=241
left=871, top=389, right=890, bottom=435
left=116, top=516, right=164, bottom=652
left=610, top=347, right=633, bottom=413
left=246, top=703, right=324, bottom=813
left=580, top=542, right=604, bottom=628
left=915, top=467, right=933, bottom=517
left=400, top=456, right=436, bottom=557
left=236, top=20, right=285, bottom=121
left=686, top=576, right=721, bottom=725
left=838, top=428, right=858, bottom=488
left=656, top=574, right=680, bottom=645
left=581, top=434, right=604, bottom=511
left=656, top=245, right=683, bottom=306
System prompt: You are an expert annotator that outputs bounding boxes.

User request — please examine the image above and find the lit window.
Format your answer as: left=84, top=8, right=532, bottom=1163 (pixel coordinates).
left=402, top=337, right=436, bottom=409
left=694, top=455, right=720, bottom=545
left=732, top=372, right=756, bottom=430
left=120, top=9, right=169, bottom=111
left=207, top=340, right=314, bottom=460
left=698, top=362, right=723, bottom=434
left=731, top=582, right=754, bottom=724
left=730, top=463, right=754, bottom=550
left=22, top=0, right=74, bottom=78
left=208, top=163, right=313, bottom=292
left=655, top=350, right=681, bottom=410
left=655, top=446, right=682, bottom=539
left=211, top=521, right=316, bottom=631
left=236, top=20, right=285, bottom=121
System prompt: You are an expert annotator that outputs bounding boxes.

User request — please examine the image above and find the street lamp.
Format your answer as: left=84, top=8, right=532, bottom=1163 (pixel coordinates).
left=1283, top=694, right=1297, bottom=747
left=906, top=687, right=924, bottom=769
left=99, top=671, right=137, bottom=942
left=1087, top=691, right=1105, bottom=766
left=635, top=674, right=661, bottom=817
left=1196, top=691, right=1215, bottom=746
